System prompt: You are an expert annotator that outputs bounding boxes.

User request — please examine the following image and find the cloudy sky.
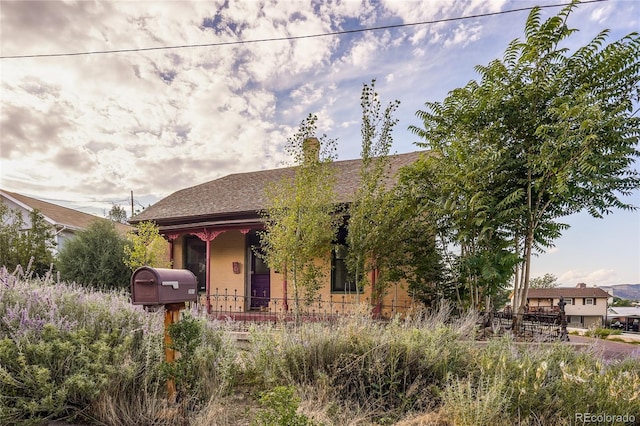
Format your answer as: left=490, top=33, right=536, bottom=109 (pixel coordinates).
left=1, top=0, right=638, bottom=286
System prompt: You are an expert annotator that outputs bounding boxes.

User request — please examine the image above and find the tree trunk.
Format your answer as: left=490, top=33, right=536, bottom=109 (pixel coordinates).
left=514, top=229, right=534, bottom=333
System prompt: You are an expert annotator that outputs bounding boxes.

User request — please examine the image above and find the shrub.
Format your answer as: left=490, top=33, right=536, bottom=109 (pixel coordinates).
left=0, top=267, right=164, bottom=424
left=252, top=386, right=315, bottom=426
left=56, top=220, right=132, bottom=290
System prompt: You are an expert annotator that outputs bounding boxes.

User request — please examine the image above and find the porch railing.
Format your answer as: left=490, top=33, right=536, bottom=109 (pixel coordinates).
left=190, top=288, right=413, bottom=327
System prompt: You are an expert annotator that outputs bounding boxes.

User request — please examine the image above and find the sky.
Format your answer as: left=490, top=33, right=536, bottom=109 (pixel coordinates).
left=1, top=0, right=638, bottom=287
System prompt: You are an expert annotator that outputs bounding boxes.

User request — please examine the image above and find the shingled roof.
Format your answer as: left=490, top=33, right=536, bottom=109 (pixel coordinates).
left=527, top=287, right=611, bottom=299
left=130, top=151, right=426, bottom=228
left=1, top=190, right=131, bottom=234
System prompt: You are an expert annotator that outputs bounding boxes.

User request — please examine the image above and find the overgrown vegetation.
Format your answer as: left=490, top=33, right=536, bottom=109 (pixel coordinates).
left=0, top=202, right=56, bottom=276
left=2, top=268, right=638, bottom=425
left=57, top=220, right=132, bottom=290
left=407, top=3, right=640, bottom=316
left=123, top=220, right=171, bottom=271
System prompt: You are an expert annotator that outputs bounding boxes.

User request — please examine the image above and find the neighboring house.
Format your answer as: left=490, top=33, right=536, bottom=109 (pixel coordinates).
left=129, top=151, right=426, bottom=318
left=1, top=189, right=131, bottom=254
left=608, top=306, right=640, bottom=332
left=525, top=283, right=610, bottom=328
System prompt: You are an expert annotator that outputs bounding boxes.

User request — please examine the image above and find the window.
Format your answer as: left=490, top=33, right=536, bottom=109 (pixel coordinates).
left=585, top=298, right=594, bottom=305
left=184, top=236, right=206, bottom=292
left=331, top=244, right=359, bottom=293
left=565, top=298, right=574, bottom=305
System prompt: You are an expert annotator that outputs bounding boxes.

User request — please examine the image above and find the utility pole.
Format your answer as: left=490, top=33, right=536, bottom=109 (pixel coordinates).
left=131, top=190, right=134, bottom=217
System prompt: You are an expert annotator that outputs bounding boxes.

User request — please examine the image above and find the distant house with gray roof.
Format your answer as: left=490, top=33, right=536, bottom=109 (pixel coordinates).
left=1, top=189, right=131, bottom=254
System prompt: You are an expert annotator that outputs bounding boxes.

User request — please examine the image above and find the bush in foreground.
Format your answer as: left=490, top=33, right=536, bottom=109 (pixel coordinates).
left=1, top=267, right=639, bottom=425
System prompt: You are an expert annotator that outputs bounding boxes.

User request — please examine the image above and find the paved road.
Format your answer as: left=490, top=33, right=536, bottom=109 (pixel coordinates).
left=568, top=335, right=640, bottom=360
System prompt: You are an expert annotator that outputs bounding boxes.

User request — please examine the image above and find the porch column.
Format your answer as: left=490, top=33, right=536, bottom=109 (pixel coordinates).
left=192, top=229, right=226, bottom=314
left=165, top=233, right=180, bottom=267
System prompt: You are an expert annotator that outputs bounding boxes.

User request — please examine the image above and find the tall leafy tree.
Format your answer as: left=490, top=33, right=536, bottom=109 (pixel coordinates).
left=529, top=273, right=559, bottom=289
left=57, top=220, right=132, bottom=290
left=410, top=3, right=639, bottom=322
left=346, top=80, right=401, bottom=308
left=259, top=114, right=339, bottom=318
left=106, top=204, right=128, bottom=224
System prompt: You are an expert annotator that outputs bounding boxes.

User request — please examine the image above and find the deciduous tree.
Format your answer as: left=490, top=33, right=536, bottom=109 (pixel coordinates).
left=259, top=114, right=339, bottom=318
left=410, top=3, right=639, bottom=322
left=123, top=221, right=171, bottom=271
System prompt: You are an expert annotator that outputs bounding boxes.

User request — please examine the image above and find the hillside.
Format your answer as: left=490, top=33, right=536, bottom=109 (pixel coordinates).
left=604, top=284, right=640, bottom=301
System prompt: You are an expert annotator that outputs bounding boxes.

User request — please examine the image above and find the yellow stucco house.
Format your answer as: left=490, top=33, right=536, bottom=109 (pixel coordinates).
left=129, top=151, right=425, bottom=321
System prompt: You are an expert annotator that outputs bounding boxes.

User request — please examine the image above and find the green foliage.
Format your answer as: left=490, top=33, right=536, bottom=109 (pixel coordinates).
left=347, top=80, right=403, bottom=300
left=163, top=313, right=239, bottom=405
left=0, top=326, right=126, bottom=423
left=408, top=3, right=640, bottom=315
left=0, top=203, right=55, bottom=276
left=529, top=273, right=559, bottom=289
left=260, top=114, right=339, bottom=315
left=57, top=220, right=132, bottom=290
left=123, top=221, right=171, bottom=271
left=0, top=270, right=165, bottom=425
left=163, top=313, right=204, bottom=404
left=2, top=270, right=639, bottom=425
left=252, top=386, right=315, bottom=426
left=106, top=204, right=128, bottom=224
left=612, top=297, right=634, bottom=307
left=584, top=327, right=622, bottom=338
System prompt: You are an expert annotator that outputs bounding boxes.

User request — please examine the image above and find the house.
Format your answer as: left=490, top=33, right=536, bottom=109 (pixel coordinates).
left=129, top=150, right=426, bottom=319
left=525, top=283, right=610, bottom=328
left=607, top=306, right=640, bottom=332
left=1, top=189, right=131, bottom=254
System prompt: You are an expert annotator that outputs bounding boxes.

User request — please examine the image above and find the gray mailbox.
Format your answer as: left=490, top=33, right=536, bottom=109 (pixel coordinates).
left=131, top=267, right=198, bottom=305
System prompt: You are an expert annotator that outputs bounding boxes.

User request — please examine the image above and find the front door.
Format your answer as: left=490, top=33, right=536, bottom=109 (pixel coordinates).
left=248, top=233, right=270, bottom=309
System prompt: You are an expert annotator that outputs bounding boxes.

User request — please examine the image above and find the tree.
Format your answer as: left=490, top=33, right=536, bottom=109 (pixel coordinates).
left=106, top=204, right=128, bottom=224
left=0, top=202, right=55, bottom=276
left=123, top=221, right=171, bottom=271
left=345, top=80, right=401, bottom=308
left=410, top=3, right=639, bottom=324
left=345, top=80, right=445, bottom=312
left=57, top=220, right=132, bottom=289
left=259, top=114, right=339, bottom=318
left=529, top=273, right=559, bottom=289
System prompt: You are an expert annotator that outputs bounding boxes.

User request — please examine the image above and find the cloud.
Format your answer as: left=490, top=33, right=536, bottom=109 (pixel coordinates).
left=444, top=22, right=483, bottom=48
left=589, top=5, right=613, bottom=24
left=558, top=269, right=619, bottom=286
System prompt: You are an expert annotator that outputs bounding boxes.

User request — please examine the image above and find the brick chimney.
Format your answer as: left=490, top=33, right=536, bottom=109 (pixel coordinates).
left=576, top=282, right=587, bottom=289
left=302, top=137, right=320, bottom=163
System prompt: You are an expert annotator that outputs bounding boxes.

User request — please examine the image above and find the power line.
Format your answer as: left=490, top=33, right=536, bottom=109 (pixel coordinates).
left=0, top=0, right=607, bottom=60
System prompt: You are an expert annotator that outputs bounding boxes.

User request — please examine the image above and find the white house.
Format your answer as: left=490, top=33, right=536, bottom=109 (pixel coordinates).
left=525, top=283, right=610, bottom=328
left=1, top=189, right=131, bottom=254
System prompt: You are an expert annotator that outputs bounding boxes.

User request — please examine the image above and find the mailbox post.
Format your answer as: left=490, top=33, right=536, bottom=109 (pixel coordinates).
left=131, top=267, right=198, bottom=402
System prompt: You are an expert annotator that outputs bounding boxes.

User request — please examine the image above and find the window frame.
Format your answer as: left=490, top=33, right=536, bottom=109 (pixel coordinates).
left=330, top=244, right=361, bottom=294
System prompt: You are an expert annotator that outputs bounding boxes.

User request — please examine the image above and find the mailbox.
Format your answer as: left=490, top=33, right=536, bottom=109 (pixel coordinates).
left=131, top=267, right=198, bottom=305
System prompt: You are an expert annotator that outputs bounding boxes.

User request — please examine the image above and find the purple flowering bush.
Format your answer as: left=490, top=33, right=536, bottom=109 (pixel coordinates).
left=0, top=266, right=165, bottom=424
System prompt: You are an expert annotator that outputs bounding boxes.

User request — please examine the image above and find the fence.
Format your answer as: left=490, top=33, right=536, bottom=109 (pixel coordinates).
left=478, top=310, right=564, bottom=341
left=189, top=288, right=413, bottom=328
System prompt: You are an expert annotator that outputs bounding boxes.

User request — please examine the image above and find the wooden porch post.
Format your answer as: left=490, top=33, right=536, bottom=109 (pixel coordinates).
left=192, top=229, right=226, bottom=314
left=165, top=233, right=179, bottom=267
